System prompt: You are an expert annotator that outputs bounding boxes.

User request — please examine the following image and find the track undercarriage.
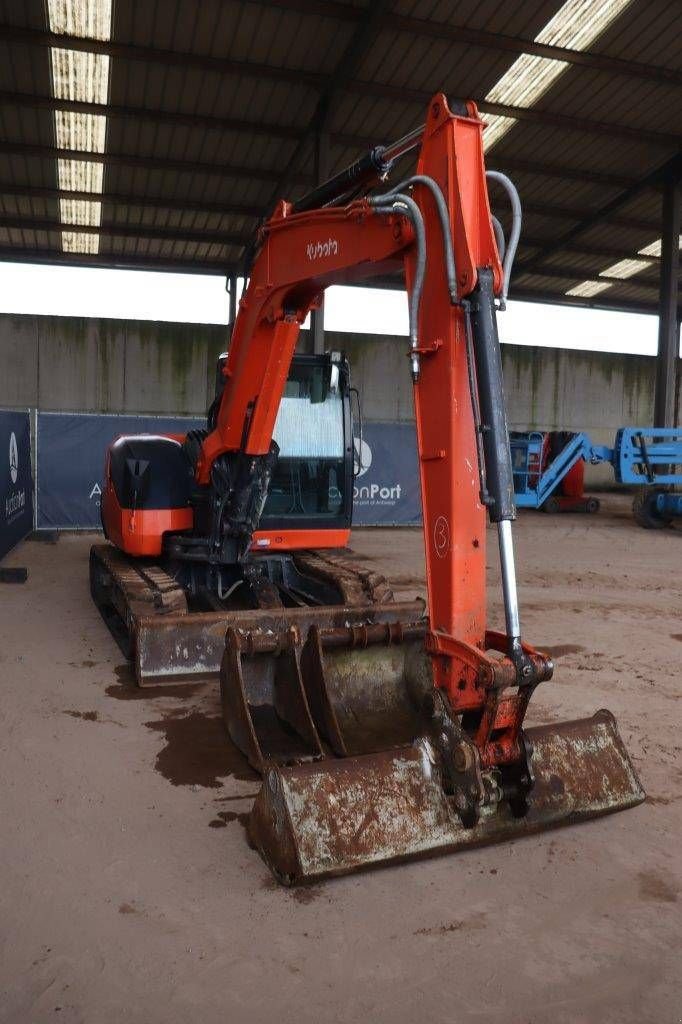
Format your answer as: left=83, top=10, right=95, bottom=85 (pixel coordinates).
left=89, top=542, right=423, bottom=685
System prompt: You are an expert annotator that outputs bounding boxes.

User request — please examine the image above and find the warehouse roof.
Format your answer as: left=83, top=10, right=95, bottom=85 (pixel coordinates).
left=0, top=0, right=680, bottom=316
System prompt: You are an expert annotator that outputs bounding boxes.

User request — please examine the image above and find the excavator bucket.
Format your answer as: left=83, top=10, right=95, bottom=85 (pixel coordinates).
left=221, top=624, right=645, bottom=884
left=248, top=712, right=643, bottom=884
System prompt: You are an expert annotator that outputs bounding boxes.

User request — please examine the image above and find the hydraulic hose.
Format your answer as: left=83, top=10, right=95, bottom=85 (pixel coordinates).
left=380, top=175, right=458, bottom=303
left=485, top=170, right=522, bottom=309
left=491, top=215, right=506, bottom=261
left=369, top=192, right=426, bottom=380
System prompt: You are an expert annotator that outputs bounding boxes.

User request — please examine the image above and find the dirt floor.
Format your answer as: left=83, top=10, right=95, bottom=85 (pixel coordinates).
left=1, top=495, right=680, bottom=1023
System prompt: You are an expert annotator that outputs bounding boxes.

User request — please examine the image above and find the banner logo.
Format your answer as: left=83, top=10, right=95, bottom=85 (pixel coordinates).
left=353, top=437, right=372, bottom=478
left=9, top=431, right=18, bottom=484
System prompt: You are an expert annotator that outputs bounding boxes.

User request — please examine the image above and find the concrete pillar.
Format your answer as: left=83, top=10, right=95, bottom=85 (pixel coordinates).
left=311, top=130, right=330, bottom=355
left=653, top=174, right=680, bottom=427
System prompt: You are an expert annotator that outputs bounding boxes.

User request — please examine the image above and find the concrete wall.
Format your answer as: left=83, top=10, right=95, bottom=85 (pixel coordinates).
left=343, top=332, right=680, bottom=485
left=0, top=314, right=229, bottom=416
left=1, top=313, right=679, bottom=486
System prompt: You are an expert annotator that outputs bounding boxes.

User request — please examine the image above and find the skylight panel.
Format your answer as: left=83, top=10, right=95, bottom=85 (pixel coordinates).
left=55, top=111, right=107, bottom=153
left=51, top=48, right=110, bottom=103
left=59, top=198, right=102, bottom=226
left=566, top=280, right=613, bottom=297
left=57, top=158, right=104, bottom=193
left=47, top=0, right=112, bottom=40
left=483, top=0, right=633, bottom=151
left=599, top=258, right=651, bottom=279
left=62, top=231, right=100, bottom=253
left=536, top=0, right=633, bottom=49
left=637, top=235, right=682, bottom=257
left=47, top=1, right=113, bottom=256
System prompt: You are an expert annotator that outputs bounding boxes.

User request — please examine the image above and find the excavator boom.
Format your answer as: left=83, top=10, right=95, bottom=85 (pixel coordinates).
left=214, top=95, right=643, bottom=882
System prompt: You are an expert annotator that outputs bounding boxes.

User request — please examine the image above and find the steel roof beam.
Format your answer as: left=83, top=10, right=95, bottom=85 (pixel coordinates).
left=2, top=26, right=678, bottom=149
left=0, top=140, right=314, bottom=186
left=517, top=200, right=660, bottom=234
left=517, top=152, right=682, bottom=274
left=3, top=89, right=674, bottom=167
left=250, top=1, right=682, bottom=88
left=331, top=269, right=677, bottom=316
left=0, top=210, right=664, bottom=268
left=0, top=182, right=263, bottom=219
left=486, top=157, right=636, bottom=190
left=514, top=264, right=667, bottom=289
left=518, top=238, right=658, bottom=264
left=0, top=25, right=327, bottom=88
left=476, top=100, right=677, bottom=148
left=0, top=184, right=662, bottom=238
left=0, top=140, right=638, bottom=201
left=0, top=90, right=303, bottom=144
left=5, top=15, right=680, bottom=92
left=0, top=246, right=236, bottom=275
left=264, top=0, right=392, bottom=207
left=0, top=214, right=248, bottom=248
left=508, top=287, right=667, bottom=318
left=0, top=244, right=664, bottom=315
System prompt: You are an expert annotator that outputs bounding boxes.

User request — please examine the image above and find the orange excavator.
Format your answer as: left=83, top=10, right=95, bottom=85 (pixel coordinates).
left=92, top=95, right=643, bottom=883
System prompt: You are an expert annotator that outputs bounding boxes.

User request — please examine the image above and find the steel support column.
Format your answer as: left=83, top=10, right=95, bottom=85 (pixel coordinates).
left=654, top=174, right=681, bottom=427
left=310, top=129, right=330, bottom=355
left=227, top=272, right=238, bottom=326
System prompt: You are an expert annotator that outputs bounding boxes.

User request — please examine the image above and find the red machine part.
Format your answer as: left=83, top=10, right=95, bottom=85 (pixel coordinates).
left=101, top=485, right=193, bottom=558
left=561, top=458, right=585, bottom=499
left=102, top=435, right=350, bottom=556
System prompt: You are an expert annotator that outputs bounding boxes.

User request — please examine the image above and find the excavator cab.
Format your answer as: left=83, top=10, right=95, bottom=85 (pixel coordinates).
left=210, top=350, right=354, bottom=538
left=96, top=351, right=362, bottom=613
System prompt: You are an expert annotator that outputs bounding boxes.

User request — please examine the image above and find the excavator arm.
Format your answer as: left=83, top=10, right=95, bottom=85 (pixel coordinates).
left=211, top=94, right=645, bottom=883
left=207, top=96, right=542, bottom=775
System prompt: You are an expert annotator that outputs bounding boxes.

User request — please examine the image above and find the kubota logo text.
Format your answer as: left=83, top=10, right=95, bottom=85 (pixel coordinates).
left=306, top=238, right=339, bottom=261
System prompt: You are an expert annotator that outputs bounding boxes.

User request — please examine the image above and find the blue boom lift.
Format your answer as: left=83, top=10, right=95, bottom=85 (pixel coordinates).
left=511, top=427, right=682, bottom=528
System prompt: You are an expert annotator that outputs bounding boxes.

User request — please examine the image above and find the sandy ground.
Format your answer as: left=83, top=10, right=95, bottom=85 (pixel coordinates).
left=0, top=496, right=680, bottom=1024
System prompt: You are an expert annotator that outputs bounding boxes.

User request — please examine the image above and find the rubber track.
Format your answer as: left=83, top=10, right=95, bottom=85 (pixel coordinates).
left=90, top=543, right=395, bottom=654
left=90, top=544, right=187, bottom=628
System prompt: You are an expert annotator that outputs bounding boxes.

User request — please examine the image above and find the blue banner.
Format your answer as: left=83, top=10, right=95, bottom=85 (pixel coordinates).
left=0, top=410, right=33, bottom=559
left=36, top=413, right=422, bottom=529
left=36, top=413, right=202, bottom=529
left=353, top=422, right=421, bottom=526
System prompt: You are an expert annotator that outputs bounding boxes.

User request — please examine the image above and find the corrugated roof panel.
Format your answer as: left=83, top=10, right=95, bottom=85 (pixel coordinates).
left=591, top=0, right=682, bottom=69
left=0, top=0, right=677, bottom=310
left=532, top=64, right=681, bottom=138
left=397, top=0, right=565, bottom=37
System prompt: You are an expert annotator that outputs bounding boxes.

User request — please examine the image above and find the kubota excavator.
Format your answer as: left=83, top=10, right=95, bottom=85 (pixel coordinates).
left=91, top=95, right=644, bottom=884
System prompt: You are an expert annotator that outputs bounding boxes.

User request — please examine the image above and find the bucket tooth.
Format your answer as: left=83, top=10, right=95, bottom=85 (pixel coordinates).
left=248, top=710, right=645, bottom=885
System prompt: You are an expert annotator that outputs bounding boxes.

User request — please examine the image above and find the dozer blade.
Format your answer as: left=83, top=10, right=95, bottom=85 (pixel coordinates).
left=137, top=600, right=425, bottom=685
left=247, top=710, right=644, bottom=885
